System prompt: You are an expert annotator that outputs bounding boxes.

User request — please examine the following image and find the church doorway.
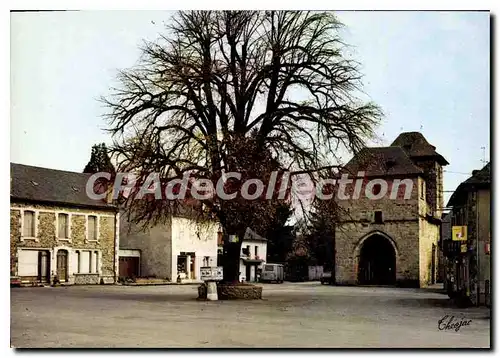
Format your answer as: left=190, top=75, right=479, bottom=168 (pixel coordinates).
left=358, top=234, right=396, bottom=285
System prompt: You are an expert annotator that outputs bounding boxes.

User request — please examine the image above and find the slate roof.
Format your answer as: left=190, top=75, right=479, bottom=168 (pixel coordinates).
left=342, top=146, right=424, bottom=177
left=244, top=227, right=267, bottom=242
left=463, top=162, right=491, bottom=186
left=11, top=163, right=116, bottom=210
left=391, top=132, right=449, bottom=165
left=447, top=162, right=491, bottom=207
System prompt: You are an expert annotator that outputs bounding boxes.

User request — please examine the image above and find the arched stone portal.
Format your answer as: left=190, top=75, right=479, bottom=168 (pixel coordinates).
left=356, top=233, right=397, bottom=285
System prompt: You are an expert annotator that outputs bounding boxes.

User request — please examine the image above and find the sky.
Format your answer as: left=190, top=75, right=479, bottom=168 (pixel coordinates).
left=10, top=11, right=490, bottom=205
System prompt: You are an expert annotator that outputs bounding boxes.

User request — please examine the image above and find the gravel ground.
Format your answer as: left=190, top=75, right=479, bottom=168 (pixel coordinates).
left=10, top=282, right=490, bottom=348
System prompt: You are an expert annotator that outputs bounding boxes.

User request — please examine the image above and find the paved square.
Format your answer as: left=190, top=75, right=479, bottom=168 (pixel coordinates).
left=11, top=283, right=490, bottom=348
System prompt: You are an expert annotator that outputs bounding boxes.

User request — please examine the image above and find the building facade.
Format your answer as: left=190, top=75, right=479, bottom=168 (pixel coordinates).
left=442, top=162, right=491, bottom=306
left=238, top=228, right=268, bottom=282
left=334, top=132, right=448, bottom=288
left=10, top=163, right=119, bottom=285
left=119, top=212, right=219, bottom=282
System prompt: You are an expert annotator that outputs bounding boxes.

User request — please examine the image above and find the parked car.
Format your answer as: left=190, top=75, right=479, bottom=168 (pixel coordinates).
left=260, top=263, right=284, bottom=283
left=320, top=271, right=334, bottom=285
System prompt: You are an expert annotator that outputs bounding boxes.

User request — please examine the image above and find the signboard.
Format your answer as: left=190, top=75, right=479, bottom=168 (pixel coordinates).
left=200, top=266, right=223, bottom=281
left=228, top=235, right=239, bottom=243
left=460, top=244, right=467, bottom=253
left=452, top=226, right=467, bottom=241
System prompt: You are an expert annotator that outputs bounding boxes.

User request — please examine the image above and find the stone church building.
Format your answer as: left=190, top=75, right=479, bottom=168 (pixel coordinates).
left=334, top=132, right=448, bottom=288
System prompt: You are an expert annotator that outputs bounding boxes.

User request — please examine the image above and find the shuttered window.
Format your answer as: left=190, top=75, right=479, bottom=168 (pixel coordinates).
left=58, top=213, right=69, bottom=238
left=79, top=251, right=90, bottom=274
left=23, top=211, right=35, bottom=237
left=88, top=216, right=97, bottom=241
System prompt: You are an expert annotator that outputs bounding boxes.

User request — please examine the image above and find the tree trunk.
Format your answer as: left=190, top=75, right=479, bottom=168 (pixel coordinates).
left=221, top=228, right=245, bottom=283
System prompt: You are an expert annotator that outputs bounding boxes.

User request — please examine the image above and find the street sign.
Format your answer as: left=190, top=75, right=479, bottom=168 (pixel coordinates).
left=452, top=226, right=467, bottom=241
left=200, top=266, right=223, bottom=281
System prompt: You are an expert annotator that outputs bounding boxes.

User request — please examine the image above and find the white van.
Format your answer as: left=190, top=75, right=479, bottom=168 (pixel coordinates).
left=260, top=263, right=284, bottom=283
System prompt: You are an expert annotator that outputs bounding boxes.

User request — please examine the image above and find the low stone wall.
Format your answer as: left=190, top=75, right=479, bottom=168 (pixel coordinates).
left=198, top=283, right=262, bottom=300
left=74, top=274, right=100, bottom=285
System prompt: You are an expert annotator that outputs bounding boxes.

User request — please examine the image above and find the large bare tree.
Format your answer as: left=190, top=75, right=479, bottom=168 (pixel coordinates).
left=104, top=11, right=382, bottom=283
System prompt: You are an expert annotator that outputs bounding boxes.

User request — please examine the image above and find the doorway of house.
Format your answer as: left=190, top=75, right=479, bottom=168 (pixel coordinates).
left=358, top=234, right=396, bottom=285
left=56, top=249, right=68, bottom=282
left=119, top=257, right=140, bottom=278
left=37, top=250, right=50, bottom=283
left=245, top=264, right=251, bottom=282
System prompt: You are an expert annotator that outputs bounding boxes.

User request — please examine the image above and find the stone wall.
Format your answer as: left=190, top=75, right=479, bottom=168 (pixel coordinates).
left=198, top=283, right=262, bottom=300
left=335, top=221, right=420, bottom=286
left=119, top=215, right=173, bottom=279
left=335, top=176, right=420, bottom=286
left=10, top=202, right=117, bottom=284
left=418, top=217, right=439, bottom=287
left=334, top=174, right=441, bottom=288
left=74, top=274, right=100, bottom=285
left=416, top=180, right=441, bottom=288
left=412, top=160, right=444, bottom=218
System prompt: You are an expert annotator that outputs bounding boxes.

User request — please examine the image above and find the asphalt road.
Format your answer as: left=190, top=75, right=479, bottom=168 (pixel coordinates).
left=10, top=282, right=491, bottom=348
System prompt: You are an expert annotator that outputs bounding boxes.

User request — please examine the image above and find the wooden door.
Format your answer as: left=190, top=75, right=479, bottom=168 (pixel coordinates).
left=119, top=257, right=139, bottom=278
left=56, top=250, right=68, bottom=281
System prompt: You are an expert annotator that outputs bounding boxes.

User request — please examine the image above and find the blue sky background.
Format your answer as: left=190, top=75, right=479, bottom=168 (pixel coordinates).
left=10, top=11, right=490, bottom=205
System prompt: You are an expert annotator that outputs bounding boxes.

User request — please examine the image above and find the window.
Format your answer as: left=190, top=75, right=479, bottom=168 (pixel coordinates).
left=58, top=213, right=69, bottom=239
left=420, top=181, right=425, bottom=199
left=76, top=251, right=81, bottom=273
left=255, top=246, right=259, bottom=257
left=88, top=215, right=98, bottom=241
left=76, top=250, right=99, bottom=274
left=79, top=251, right=91, bottom=274
left=374, top=211, right=383, bottom=224
left=23, top=211, right=35, bottom=237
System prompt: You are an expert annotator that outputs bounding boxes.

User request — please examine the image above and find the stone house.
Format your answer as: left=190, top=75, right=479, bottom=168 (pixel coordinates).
left=10, top=163, right=119, bottom=285
left=443, top=162, right=491, bottom=306
left=334, top=132, right=448, bottom=288
left=119, top=207, right=219, bottom=282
